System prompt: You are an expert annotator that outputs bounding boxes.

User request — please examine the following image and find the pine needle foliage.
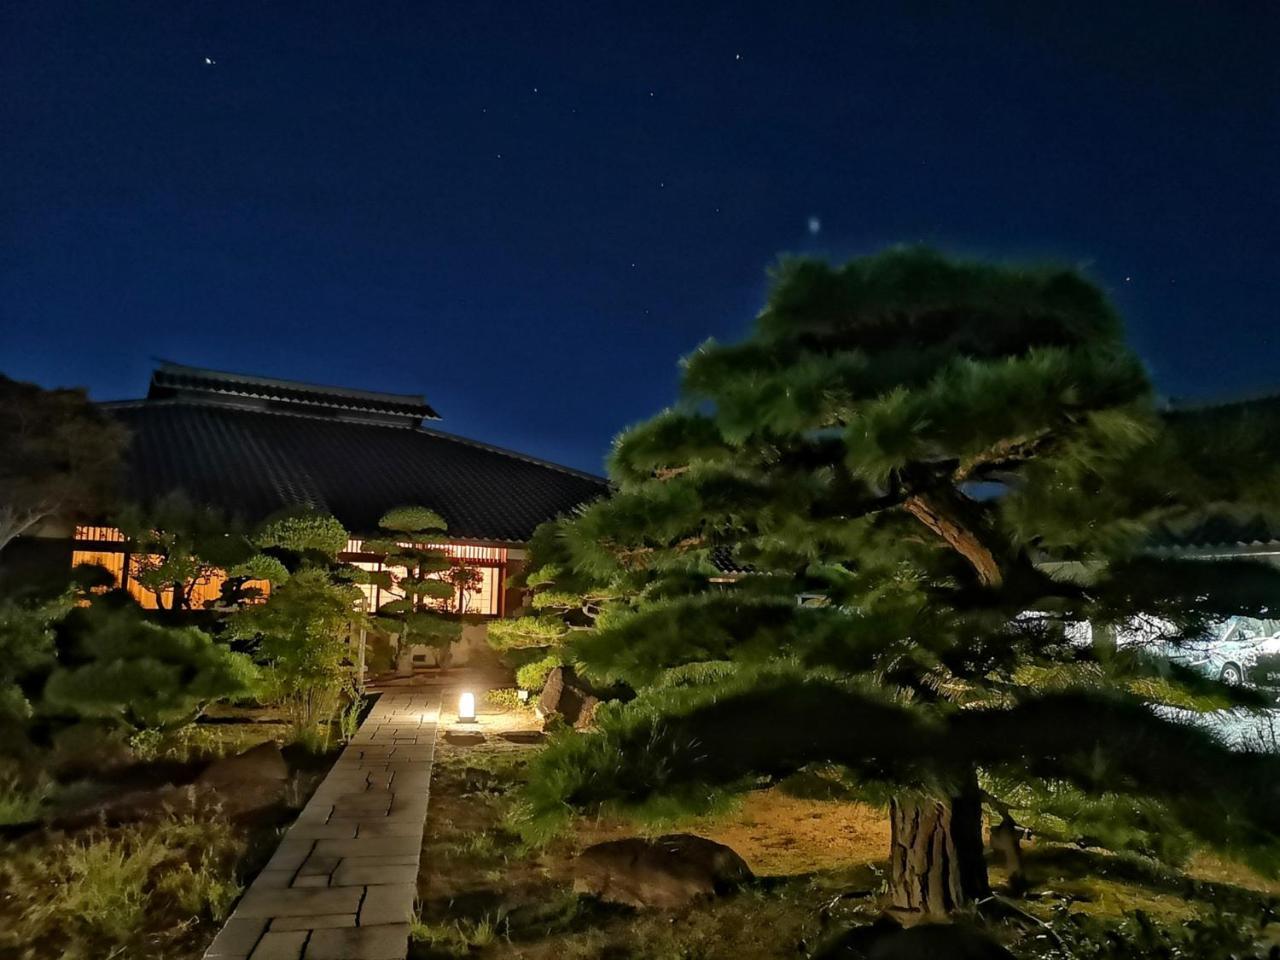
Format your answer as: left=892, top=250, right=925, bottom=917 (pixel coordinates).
left=364, top=506, right=481, bottom=662
left=519, top=248, right=1280, bottom=894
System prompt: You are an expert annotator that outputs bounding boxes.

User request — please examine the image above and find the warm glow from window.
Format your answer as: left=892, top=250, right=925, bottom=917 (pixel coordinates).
left=69, top=530, right=498, bottom=613
left=342, top=540, right=506, bottom=616
left=74, top=525, right=125, bottom=542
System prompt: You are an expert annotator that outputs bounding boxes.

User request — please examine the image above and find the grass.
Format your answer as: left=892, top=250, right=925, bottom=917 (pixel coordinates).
left=0, top=771, right=54, bottom=825
left=411, top=911, right=505, bottom=955
left=0, top=814, right=247, bottom=957
left=413, top=699, right=1280, bottom=960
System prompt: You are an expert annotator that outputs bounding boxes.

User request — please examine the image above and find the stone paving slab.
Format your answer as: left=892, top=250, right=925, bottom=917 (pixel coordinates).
left=204, top=693, right=439, bottom=959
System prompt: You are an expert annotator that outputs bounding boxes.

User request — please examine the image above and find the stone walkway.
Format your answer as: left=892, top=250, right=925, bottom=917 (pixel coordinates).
left=205, top=692, right=439, bottom=960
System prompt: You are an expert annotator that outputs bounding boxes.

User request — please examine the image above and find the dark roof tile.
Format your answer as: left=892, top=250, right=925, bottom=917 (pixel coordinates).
left=106, top=400, right=608, bottom=542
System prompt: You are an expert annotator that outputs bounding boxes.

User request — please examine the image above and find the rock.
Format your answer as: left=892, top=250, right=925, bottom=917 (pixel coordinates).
left=537, top=666, right=605, bottom=730
left=197, top=741, right=289, bottom=788
left=815, top=920, right=1016, bottom=960
left=573, top=834, right=753, bottom=909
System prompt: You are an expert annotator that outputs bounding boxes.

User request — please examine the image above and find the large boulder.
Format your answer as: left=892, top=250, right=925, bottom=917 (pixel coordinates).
left=815, top=920, right=1016, bottom=960
left=197, top=741, right=289, bottom=789
left=538, top=665, right=631, bottom=730
left=573, top=834, right=753, bottom=909
left=536, top=666, right=600, bottom=729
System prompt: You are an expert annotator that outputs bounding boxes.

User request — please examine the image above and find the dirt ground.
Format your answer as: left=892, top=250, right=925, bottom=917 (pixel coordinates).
left=411, top=692, right=1280, bottom=960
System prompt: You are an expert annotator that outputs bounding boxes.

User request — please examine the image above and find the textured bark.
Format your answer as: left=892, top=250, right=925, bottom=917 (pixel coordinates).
left=888, top=783, right=990, bottom=920
left=903, top=492, right=1003, bottom=588
left=989, top=815, right=1027, bottom=895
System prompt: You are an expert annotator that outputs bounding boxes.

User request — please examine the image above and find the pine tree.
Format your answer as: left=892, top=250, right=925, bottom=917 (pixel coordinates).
left=228, top=509, right=363, bottom=729
left=487, top=519, right=622, bottom=691
left=520, top=248, right=1280, bottom=919
left=364, top=506, right=479, bottom=669
left=45, top=602, right=259, bottom=730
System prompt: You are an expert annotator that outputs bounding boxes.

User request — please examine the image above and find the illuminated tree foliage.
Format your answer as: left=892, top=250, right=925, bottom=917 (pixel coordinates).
left=114, top=496, right=316, bottom=610
left=228, top=510, right=362, bottom=728
left=364, top=506, right=479, bottom=666
left=44, top=603, right=259, bottom=730
left=521, top=248, right=1280, bottom=918
left=488, top=520, right=624, bottom=688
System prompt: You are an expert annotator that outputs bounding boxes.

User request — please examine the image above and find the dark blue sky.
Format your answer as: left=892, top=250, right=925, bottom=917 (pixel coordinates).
left=2, top=2, right=1277, bottom=474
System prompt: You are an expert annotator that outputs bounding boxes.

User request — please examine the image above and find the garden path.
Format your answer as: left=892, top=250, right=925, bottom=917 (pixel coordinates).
left=204, top=691, right=439, bottom=960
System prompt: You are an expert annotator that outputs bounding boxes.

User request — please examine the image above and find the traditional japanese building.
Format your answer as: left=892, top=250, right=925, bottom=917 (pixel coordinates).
left=60, top=362, right=609, bottom=648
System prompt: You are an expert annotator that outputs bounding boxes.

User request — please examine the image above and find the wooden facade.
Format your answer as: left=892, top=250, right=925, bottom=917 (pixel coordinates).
left=71, top=526, right=513, bottom=616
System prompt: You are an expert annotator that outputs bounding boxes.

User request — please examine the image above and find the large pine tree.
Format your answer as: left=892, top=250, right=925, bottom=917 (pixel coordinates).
left=518, top=249, right=1280, bottom=919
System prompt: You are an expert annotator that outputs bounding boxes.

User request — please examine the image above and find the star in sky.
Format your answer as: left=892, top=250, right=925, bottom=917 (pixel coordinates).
left=203, top=56, right=216, bottom=65
left=808, top=215, right=822, bottom=235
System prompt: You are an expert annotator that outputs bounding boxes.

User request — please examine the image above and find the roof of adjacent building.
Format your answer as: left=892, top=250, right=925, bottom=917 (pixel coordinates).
left=104, top=364, right=609, bottom=543
left=1148, top=514, right=1280, bottom=554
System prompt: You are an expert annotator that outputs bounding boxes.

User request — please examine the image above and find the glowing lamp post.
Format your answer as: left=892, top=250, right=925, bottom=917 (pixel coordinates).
left=457, top=691, right=477, bottom=723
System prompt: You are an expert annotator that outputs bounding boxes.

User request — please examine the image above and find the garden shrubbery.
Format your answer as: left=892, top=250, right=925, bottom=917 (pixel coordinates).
left=0, top=813, right=253, bottom=958
left=0, top=506, right=373, bottom=958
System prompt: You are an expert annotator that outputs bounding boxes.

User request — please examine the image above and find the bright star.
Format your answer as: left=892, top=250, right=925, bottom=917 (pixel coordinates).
left=204, top=57, right=216, bottom=65
left=807, top=216, right=822, bottom=235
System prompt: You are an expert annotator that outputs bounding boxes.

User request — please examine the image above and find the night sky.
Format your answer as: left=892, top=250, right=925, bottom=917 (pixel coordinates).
left=2, top=3, right=1277, bottom=474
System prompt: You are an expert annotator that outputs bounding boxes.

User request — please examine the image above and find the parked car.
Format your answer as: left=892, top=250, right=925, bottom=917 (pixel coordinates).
left=1166, top=617, right=1280, bottom=690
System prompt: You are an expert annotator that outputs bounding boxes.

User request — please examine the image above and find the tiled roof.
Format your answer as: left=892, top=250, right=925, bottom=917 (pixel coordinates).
left=1148, top=514, right=1280, bottom=553
left=148, top=361, right=439, bottom=425
left=104, top=399, right=608, bottom=543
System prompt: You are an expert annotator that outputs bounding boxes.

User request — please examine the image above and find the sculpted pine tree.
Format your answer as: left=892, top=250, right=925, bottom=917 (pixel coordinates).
left=366, top=507, right=478, bottom=668
left=522, top=249, right=1280, bottom=919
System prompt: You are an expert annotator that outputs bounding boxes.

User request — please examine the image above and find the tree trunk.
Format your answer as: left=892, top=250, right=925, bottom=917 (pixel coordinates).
left=888, top=780, right=990, bottom=920
left=903, top=492, right=1003, bottom=588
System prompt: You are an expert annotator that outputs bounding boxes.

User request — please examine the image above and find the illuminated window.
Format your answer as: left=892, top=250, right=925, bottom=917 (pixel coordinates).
left=70, top=549, right=125, bottom=601
left=69, top=530, right=494, bottom=614
left=74, top=525, right=125, bottom=542
left=340, top=540, right=506, bottom=617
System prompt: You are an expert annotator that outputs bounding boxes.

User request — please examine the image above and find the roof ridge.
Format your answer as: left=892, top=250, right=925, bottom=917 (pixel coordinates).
left=150, top=360, right=439, bottom=419
left=101, top=395, right=422, bottom=430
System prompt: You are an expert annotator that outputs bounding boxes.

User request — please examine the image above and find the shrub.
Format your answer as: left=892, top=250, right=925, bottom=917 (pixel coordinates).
left=1030, top=907, right=1280, bottom=959
left=229, top=568, right=361, bottom=730
left=0, top=590, right=72, bottom=728
left=254, top=510, right=349, bottom=559
left=43, top=604, right=259, bottom=730
left=516, top=654, right=561, bottom=693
